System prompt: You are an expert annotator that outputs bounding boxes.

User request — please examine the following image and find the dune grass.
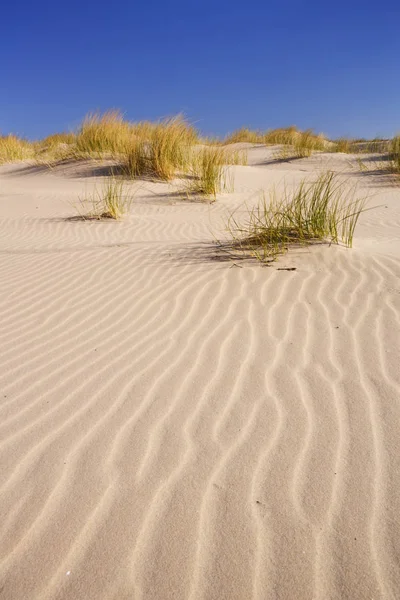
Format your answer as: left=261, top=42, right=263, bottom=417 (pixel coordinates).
left=224, top=128, right=265, bottom=144
left=275, top=129, right=327, bottom=160
left=37, top=132, right=76, bottom=149
left=77, top=178, right=131, bottom=220
left=124, top=115, right=198, bottom=180
left=75, top=110, right=134, bottom=156
left=388, top=135, right=400, bottom=175
left=186, top=147, right=235, bottom=198
left=225, top=171, right=368, bottom=261
left=330, top=137, right=354, bottom=153
left=264, top=126, right=299, bottom=145
left=0, top=135, right=34, bottom=163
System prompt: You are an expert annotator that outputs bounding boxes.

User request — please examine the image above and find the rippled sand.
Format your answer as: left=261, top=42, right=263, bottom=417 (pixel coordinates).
left=1, top=147, right=400, bottom=599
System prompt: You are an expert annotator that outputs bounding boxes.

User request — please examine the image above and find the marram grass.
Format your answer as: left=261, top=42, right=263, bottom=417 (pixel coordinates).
left=124, top=115, right=198, bottom=180
left=186, top=147, right=246, bottom=198
left=274, top=129, right=327, bottom=160
left=388, top=135, right=400, bottom=175
left=225, top=171, right=368, bottom=261
left=0, top=135, right=34, bottom=163
left=77, top=178, right=131, bottom=220
left=75, top=110, right=134, bottom=155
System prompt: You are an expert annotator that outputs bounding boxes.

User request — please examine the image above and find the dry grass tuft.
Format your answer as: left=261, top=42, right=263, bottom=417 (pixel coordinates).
left=125, top=115, right=198, bottom=180
left=0, top=135, right=34, bottom=163
left=274, top=129, right=327, bottom=160
left=225, top=171, right=368, bottom=261
left=224, top=128, right=264, bottom=144
left=388, top=135, right=400, bottom=175
left=75, top=110, right=134, bottom=155
left=77, top=178, right=131, bottom=220
left=330, top=137, right=355, bottom=153
left=263, top=126, right=298, bottom=145
left=187, top=147, right=235, bottom=198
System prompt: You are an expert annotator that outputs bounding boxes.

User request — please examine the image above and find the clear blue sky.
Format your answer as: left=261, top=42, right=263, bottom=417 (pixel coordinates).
left=2, top=0, right=399, bottom=140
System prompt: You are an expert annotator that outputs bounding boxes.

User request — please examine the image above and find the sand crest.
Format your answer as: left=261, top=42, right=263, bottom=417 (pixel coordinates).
left=1, top=148, right=400, bottom=599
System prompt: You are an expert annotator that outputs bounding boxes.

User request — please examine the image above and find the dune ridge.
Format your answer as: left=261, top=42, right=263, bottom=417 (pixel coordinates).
left=1, top=148, right=400, bottom=599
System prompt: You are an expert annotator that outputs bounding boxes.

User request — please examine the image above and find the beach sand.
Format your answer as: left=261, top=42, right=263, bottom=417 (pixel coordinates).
left=1, top=147, right=400, bottom=599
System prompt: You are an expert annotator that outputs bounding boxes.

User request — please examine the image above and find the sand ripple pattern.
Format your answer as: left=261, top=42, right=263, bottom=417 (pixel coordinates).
left=1, top=165, right=400, bottom=599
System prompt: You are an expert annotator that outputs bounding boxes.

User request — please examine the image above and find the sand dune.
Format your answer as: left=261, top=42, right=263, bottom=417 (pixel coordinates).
left=1, top=148, right=400, bottom=599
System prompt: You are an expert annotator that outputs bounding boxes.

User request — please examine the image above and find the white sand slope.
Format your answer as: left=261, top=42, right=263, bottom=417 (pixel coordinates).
left=1, top=148, right=400, bottom=599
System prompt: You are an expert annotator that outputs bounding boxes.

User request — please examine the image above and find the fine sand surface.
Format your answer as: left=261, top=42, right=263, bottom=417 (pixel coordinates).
left=1, top=147, right=400, bottom=600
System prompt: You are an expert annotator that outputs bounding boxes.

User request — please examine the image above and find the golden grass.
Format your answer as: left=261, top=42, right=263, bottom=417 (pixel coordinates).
left=75, top=110, right=134, bottom=155
left=38, top=132, right=76, bottom=148
left=125, top=115, right=198, bottom=180
left=330, top=137, right=354, bottom=153
left=187, top=147, right=231, bottom=197
left=264, top=126, right=299, bottom=145
left=388, top=135, right=400, bottom=175
left=274, top=129, right=327, bottom=160
left=0, top=135, right=34, bottom=163
left=77, top=178, right=131, bottom=219
left=225, top=172, right=368, bottom=261
left=224, top=128, right=264, bottom=144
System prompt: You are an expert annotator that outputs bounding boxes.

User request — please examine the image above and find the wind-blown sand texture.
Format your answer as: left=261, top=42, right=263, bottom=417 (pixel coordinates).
left=1, top=147, right=400, bottom=600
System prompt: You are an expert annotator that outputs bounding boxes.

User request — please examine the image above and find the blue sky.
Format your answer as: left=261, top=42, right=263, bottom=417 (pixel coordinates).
left=2, top=0, right=399, bottom=140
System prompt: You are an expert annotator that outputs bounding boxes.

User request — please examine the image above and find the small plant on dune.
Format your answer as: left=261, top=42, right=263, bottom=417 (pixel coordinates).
left=225, top=171, right=368, bottom=261
left=274, top=129, right=326, bottom=160
left=148, top=116, right=194, bottom=179
left=77, top=177, right=131, bottom=220
left=0, top=135, right=34, bottom=163
left=330, top=137, right=354, bottom=153
left=264, top=126, right=299, bottom=145
left=388, top=135, right=400, bottom=175
left=124, top=115, right=197, bottom=180
left=75, top=110, right=134, bottom=156
left=187, top=147, right=234, bottom=198
left=224, top=128, right=264, bottom=144
left=295, top=130, right=326, bottom=157
left=228, top=149, right=248, bottom=165
left=124, top=137, right=149, bottom=178
left=34, top=132, right=77, bottom=164
left=38, top=132, right=76, bottom=149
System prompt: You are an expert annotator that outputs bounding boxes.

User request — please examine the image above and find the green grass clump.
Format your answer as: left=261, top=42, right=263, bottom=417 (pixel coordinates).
left=226, top=171, right=368, bottom=261
left=75, top=110, right=134, bottom=155
left=77, top=178, right=131, bottom=219
left=0, top=135, right=34, bottom=163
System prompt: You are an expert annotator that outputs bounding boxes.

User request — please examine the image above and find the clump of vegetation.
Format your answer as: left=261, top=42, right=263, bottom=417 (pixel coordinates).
left=293, top=130, right=326, bottom=157
left=273, top=129, right=327, bottom=160
left=0, top=135, right=34, bottom=163
left=225, top=171, right=368, bottom=261
left=330, top=137, right=354, bottom=153
left=187, top=147, right=234, bottom=198
left=224, top=128, right=264, bottom=144
left=34, top=132, right=77, bottom=164
left=264, top=126, right=299, bottom=145
left=388, top=135, right=400, bottom=175
left=38, top=132, right=76, bottom=149
left=124, top=115, right=198, bottom=180
left=228, top=149, right=248, bottom=165
left=77, top=178, right=131, bottom=220
left=75, top=110, right=134, bottom=155
left=147, top=116, right=196, bottom=179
